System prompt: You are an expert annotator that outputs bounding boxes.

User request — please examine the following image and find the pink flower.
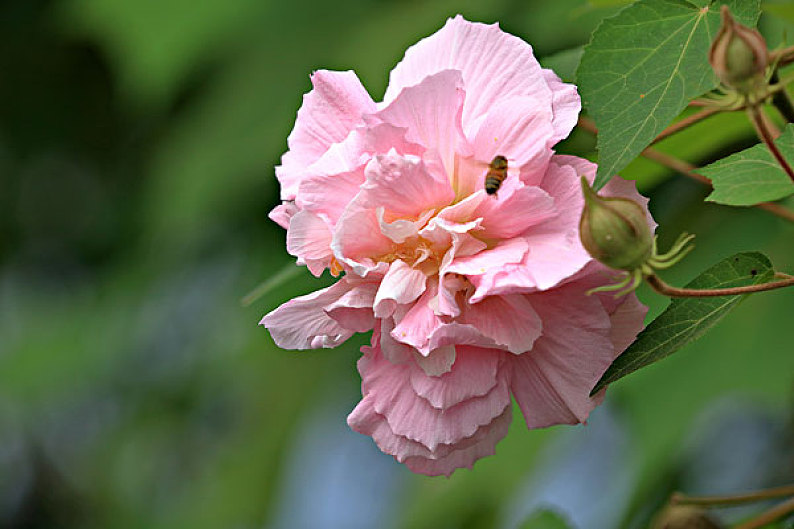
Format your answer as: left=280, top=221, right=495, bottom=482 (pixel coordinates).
left=261, top=15, right=652, bottom=476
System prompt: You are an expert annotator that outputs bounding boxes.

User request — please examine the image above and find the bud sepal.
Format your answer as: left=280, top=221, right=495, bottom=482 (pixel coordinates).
left=579, top=177, right=695, bottom=297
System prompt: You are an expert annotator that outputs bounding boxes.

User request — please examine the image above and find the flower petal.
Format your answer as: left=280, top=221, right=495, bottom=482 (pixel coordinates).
left=325, top=281, right=379, bottom=333
left=347, top=396, right=512, bottom=477
left=332, top=200, right=393, bottom=277
left=260, top=280, right=359, bottom=349
left=374, top=70, right=466, bottom=179
left=509, top=281, right=615, bottom=428
left=403, top=407, right=511, bottom=477
left=409, top=345, right=502, bottom=408
left=286, top=210, right=333, bottom=276
left=269, top=201, right=298, bottom=230
left=353, top=341, right=512, bottom=450
left=297, top=169, right=366, bottom=228
left=359, top=150, right=454, bottom=219
left=459, top=294, right=542, bottom=354
left=542, top=69, right=581, bottom=144
left=373, top=259, right=428, bottom=318
left=384, top=16, right=551, bottom=137
left=277, top=70, right=376, bottom=199
left=412, top=345, right=456, bottom=377
left=474, top=184, right=557, bottom=239
left=471, top=96, right=555, bottom=173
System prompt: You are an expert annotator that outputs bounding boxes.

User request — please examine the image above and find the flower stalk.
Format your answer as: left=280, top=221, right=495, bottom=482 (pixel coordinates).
left=747, top=104, right=794, bottom=183
left=671, top=485, right=794, bottom=507
left=646, top=272, right=794, bottom=298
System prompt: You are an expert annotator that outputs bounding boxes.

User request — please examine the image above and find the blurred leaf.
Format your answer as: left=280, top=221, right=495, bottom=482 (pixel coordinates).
left=577, top=0, right=761, bottom=189
left=57, top=0, right=268, bottom=107
left=540, top=47, right=583, bottom=82
left=518, top=508, right=573, bottom=529
left=700, top=123, right=794, bottom=205
left=763, top=2, right=794, bottom=23
left=592, top=252, right=775, bottom=394
left=588, top=0, right=633, bottom=6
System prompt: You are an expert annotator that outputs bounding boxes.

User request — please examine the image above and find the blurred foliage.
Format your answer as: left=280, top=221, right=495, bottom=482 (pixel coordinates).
left=1, top=1, right=792, bottom=528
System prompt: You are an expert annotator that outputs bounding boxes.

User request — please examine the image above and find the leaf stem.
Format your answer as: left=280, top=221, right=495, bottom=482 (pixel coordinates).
left=735, top=497, right=794, bottom=529
left=645, top=273, right=794, bottom=297
left=671, top=485, right=794, bottom=507
left=771, top=44, right=794, bottom=67
left=747, top=105, right=794, bottom=183
left=575, top=116, right=794, bottom=223
left=650, top=107, right=721, bottom=144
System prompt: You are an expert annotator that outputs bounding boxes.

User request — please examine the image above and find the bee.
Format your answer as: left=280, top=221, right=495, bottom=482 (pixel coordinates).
left=484, top=155, right=508, bottom=196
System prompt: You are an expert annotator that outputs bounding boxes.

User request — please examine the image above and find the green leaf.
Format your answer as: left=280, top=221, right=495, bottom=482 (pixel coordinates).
left=700, top=123, right=794, bottom=205
left=591, top=252, right=775, bottom=395
left=577, top=0, right=761, bottom=189
left=518, top=509, right=573, bottom=529
left=541, top=47, right=583, bottom=83
left=763, top=2, right=794, bottom=24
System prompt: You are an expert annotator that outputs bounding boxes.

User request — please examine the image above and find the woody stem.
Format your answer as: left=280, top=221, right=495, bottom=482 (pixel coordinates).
left=671, top=484, right=794, bottom=506
left=575, top=116, right=794, bottom=223
left=747, top=104, right=794, bottom=183
left=645, top=273, right=794, bottom=298
left=735, top=497, right=794, bottom=529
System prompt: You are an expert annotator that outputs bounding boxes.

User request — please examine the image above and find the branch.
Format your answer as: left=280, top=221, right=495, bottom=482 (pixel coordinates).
left=646, top=273, right=794, bottom=298
left=747, top=105, right=794, bottom=182
left=576, top=116, right=794, bottom=223
left=650, top=107, right=721, bottom=145
left=771, top=44, right=794, bottom=67
left=671, top=485, right=794, bottom=507
left=735, top=497, right=794, bottom=529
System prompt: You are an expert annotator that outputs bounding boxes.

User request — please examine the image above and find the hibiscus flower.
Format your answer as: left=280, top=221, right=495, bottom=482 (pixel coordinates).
left=262, top=15, right=652, bottom=476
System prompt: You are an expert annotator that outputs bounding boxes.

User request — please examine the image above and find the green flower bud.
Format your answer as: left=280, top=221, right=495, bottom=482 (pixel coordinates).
left=579, top=177, right=653, bottom=271
left=708, top=5, right=768, bottom=93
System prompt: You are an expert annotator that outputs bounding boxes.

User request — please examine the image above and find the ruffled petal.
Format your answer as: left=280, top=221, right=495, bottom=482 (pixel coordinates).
left=297, top=169, right=366, bottom=228
left=459, top=294, right=542, bottom=354
left=374, top=70, right=466, bottom=179
left=413, top=345, right=456, bottom=377
left=332, top=200, right=394, bottom=277
left=403, top=407, right=511, bottom=477
left=347, top=396, right=512, bottom=477
left=324, top=281, right=379, bottom=333
left=473, top=184, right=557, bottom=240
left=268, top=201, right=298, bottom=230
left=286, top=210, right=333, bottom=276
left=509, top=281, right=615, bottom=429
left=359, top=150, right=454, bottom=219
left=409, top=345, right=502, bottom=408
left=542, top=69, right=581, bottom=144
left=260, top=280, right=359, bottom=349
left=384, top=16, right=551, bottom=137
left=373, top=259, right=428, bottom=318
left=277, top=70, right=376, bottom=199
left=352, top=341, right=512, bottom=450
left=470, top=96, right=555, bottom=184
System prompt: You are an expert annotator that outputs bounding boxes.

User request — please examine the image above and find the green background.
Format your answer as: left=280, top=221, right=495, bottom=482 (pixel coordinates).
left=1, top=0, right=792, bottom=527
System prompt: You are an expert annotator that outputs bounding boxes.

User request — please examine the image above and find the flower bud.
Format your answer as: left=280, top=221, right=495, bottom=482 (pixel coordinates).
left=651, top=505, right=723, bottom=529
left=708, top=6, right=768, bottom=93
left=579, top=177, right=652, bottom=271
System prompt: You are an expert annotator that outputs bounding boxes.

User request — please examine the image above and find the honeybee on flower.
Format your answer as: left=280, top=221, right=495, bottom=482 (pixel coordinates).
left=484, top=155, right=509, bottom=196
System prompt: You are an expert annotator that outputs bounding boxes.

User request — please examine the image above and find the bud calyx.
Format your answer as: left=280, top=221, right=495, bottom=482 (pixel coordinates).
left=579, top=177, right=695, bottom=297
left=579, top=176, right=652, bottom=271
left=709, top=6, right=768, bottom=94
